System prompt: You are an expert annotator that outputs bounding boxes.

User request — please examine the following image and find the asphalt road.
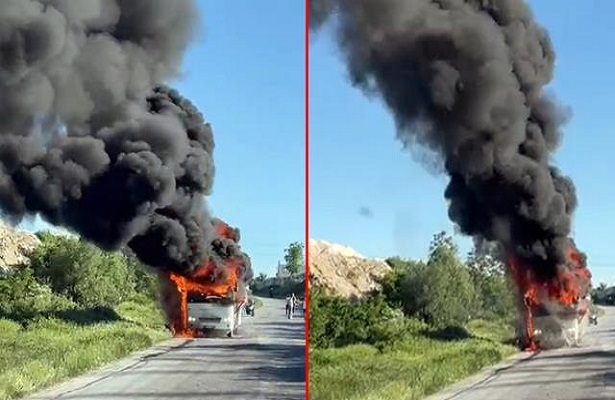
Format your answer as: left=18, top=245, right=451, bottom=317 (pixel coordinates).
left=26, top=297, right=305, bottom=400
left=427, top=306, right=615, bottom=400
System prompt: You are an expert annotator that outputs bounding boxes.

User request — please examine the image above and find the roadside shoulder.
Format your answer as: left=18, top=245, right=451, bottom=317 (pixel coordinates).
left=23, top=339, right=192, bottom=400
left=423, top=350, right=536, bottom=400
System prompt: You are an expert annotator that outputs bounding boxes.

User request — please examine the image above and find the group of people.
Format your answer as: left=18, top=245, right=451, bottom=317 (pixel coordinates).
left=285, top=293, right=304, bottom=319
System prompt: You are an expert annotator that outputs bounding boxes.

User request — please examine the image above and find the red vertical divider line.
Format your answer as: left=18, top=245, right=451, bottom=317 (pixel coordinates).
left=304, top=0, right=310, bottom=399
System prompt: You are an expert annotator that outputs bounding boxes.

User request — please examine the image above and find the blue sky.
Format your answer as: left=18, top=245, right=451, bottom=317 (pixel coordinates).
left=18, top=0, right=304, bottom=277
left=310, top=0, right=615, bottom=285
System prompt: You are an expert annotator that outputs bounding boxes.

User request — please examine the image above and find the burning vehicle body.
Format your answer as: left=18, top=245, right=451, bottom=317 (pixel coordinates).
left=161, top=219, right=252, bottom=338
left=515, top=296, right=592, bottom=350
left=509, top=244, right=592, bottom=350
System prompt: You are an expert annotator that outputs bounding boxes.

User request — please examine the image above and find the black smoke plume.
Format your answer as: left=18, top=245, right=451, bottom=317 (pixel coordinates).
left=0, top=0, right=250, bottom=278
left=310, top=0, right=579, bottom=281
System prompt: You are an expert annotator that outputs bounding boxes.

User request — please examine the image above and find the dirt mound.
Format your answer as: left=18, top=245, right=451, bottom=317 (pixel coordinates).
left=309, top=238, right=391, bottom=298
left=0, top=222, right=41, bottom=272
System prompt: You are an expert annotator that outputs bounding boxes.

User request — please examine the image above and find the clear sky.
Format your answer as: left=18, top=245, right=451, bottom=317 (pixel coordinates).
left=310, top=0, right=615, bottom=285
left=18, top=0, right=304, bottom=277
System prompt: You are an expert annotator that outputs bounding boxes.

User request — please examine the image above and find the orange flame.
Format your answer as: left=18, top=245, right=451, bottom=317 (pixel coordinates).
left=508, top=256, right=539, bottom=351
left=168, top=259, right=245, bottom=338
left=166, top=219, right=247, bottom=338
left=168, top=272, right=194, bottom=338
left=508, top=246, right=591, bottom=351
left=214, top=218, right=238, bottom=241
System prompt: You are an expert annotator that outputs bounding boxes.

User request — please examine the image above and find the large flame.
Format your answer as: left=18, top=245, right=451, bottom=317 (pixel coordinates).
left=165, top=219, right=248, bottom=338
left=508, top=245, right=592, bottom=351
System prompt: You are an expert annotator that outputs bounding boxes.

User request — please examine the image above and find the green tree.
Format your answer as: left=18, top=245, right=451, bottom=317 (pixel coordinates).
left=381, top=257, right=428, bottom=318
left=398, top=261, right=429, bottom=319
left=380, top=257, right=408, bottom=308
left=124, top=250, right=159, bottom=301
left=592, top=282, right=609, bottom=303
left=0, top=267, right=74, bottom=317
left=253, top=272, right=267, bottom=285
left=29, top=234, right=136, bottom=308
left=309, top=288, right=401, bottom=348
left=284, top=242, right=304, bottom=276
left=466, top=242, right=514, bottom=319
left=421, top=232, right=479, bottom=327
left=249, top=272, right=268, bottom=292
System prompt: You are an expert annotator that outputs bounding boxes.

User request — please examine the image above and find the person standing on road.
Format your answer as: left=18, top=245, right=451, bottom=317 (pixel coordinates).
left=288, top=293, right=296, bottom=319
left=294, top=296, right=300, bottom=317
left=285, top=295, right=292, bottom=319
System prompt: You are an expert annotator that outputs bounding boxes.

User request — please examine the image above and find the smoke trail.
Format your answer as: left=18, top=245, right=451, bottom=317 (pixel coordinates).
left=0, top=0, right=250, bottom=278
left=311, top=0, right=579, bottom=281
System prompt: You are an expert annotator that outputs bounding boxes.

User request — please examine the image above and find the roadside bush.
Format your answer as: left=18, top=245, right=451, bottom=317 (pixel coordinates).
left=124, top=252, right=159, bottom=301
left=381, top=233, right=479, bottom=328
left=381, top=257, right=428, bottom=316
left=0, top=268, right=75, bottom=318
left=0, top=319, right=20, bottom=334
left=466, top=246, right=515, bottom=320
left=309, top=289, right=404, bottom=348
left=29, top=234, right=136, bottom=308
left=419, top=233, right=480, bottom=327
left=309, top=289, right=347, bottom=348
left=383, top=254, right=429, bottom=322
left=421, top=260, right=477, bottom=327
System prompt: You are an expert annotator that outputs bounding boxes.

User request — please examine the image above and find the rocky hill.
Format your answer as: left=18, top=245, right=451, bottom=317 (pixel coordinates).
left=308, top=238, right=391, bottom=298
left=0, top=222, right=41, bottom=272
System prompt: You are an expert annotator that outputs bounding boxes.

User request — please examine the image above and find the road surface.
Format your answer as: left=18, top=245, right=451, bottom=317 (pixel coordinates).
left=26, top=297, right=305, bottom=400
left=427, top=306, right=615, bottom=400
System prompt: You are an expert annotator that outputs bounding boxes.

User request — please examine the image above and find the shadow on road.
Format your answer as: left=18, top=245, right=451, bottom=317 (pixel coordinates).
left=130, top=341, right=305, bottom=383
left=450, top=348, right=615, bottom=395
left=242, top=343, right=305, bottom=384
left=255, top=321, right=305, bottom=340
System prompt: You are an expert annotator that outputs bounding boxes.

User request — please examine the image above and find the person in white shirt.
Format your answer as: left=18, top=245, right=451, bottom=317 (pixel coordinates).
left=289, top=294, right=297, bottom=319
left=285, top=296, right=292, bottom=319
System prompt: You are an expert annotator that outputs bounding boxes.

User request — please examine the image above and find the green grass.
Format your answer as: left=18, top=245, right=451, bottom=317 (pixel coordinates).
left=310, top=319, right=517, bottom=400
left=0, top=299, right=170, bottom=400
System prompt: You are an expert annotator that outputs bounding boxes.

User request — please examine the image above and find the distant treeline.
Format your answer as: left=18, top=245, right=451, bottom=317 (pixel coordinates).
left=250, top=273, right=305, bottom=299
left=592, top=283, right=615, bottom=305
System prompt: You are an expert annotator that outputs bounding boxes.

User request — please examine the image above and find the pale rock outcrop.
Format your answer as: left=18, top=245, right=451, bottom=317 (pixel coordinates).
left=309, top=238, right=391, bottom=298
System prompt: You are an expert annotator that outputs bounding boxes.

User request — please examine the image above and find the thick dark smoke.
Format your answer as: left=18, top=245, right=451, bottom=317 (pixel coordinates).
left=210, top=218, right=254, bottom=282
left=311, top=0, right=578, bottom=280
left=0, top=0, right=248, bottom=277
